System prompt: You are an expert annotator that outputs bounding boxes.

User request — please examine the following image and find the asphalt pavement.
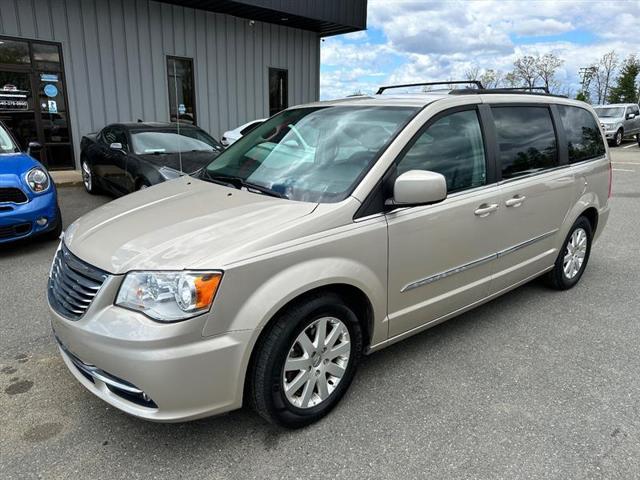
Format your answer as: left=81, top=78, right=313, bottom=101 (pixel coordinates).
left=1, top=142, right=640, bottom=479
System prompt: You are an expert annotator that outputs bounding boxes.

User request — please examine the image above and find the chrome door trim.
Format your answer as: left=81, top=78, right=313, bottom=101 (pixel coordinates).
left=401, top=253, right=496, bottom=293
left=400, top=228, right=559, bottom=293
left=496, top=229, right=558, bottom=258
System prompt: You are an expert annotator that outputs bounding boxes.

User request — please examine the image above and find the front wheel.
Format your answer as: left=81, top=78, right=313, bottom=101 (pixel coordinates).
left=248, top=293, right=363, bottom=428
left=81, top=159, right=100, bottom=194
left=545, top=216, right=593, bottom=290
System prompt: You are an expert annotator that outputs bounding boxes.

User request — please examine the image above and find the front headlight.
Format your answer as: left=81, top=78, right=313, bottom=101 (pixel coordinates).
left=115, top=271, right=222, bottom=322
left=26, top=167, right=50, bottom=193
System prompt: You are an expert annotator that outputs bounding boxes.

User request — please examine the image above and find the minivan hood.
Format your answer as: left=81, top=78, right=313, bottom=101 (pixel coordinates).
left=64, top=177, right=317, bottom=273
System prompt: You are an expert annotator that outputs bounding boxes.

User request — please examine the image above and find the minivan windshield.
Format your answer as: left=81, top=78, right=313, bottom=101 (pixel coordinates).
left=131, top=129, right=222, bottom=155
left=594, top=107, right=625, bottom=118
left=201, top=106, right=418, bottom=203
left=0, top=123, right=18, bottom=154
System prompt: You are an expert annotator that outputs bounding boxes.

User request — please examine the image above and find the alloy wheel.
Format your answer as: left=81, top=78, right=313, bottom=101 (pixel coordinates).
left=616, top=131, right=622, bottom=146
left=563, top=227, right=587, bottom=279
left=282, top=317, right=351, bottom=409
left=81, top=161, right=92, bottom=191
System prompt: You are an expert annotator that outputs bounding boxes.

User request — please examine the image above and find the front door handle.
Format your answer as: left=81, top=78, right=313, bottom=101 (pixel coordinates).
left=505, top=195, right=526, bottom=208
left=474, top=203, right=499, bottom=217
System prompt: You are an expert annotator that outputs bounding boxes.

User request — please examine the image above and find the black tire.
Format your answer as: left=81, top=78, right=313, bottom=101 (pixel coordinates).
left=248, top=293, right=363, bottom=428
left=43, top=207, right=63, bottom=241
left=545, top=216, right=593, bottom=290
left=636, top=133, right=640, bottom=147
left=81, top=158, right=101, bottom=194
left=612, top=128, right=623, bottom=147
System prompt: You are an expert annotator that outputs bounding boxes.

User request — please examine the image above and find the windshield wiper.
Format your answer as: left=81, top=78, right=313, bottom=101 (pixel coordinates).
left=199, top=171, right=287, bottom=199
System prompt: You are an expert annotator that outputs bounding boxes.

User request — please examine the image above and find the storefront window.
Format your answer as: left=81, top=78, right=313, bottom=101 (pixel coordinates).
left=167, top=56, right=196, bottom=125
left=0, top=39, right=30, bottom=64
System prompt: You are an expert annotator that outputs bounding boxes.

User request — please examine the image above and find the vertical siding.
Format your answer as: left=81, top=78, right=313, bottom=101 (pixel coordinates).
left=0, top=0, right=320, bottom=169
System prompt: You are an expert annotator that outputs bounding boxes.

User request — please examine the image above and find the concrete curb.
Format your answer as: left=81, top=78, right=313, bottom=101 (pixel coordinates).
left=50, top=170, right=83, bottom=187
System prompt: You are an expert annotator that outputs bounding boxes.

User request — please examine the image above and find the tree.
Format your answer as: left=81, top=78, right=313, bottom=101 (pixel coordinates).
left=480, top=69, right=503, bottom=88
left=536, top=53, right=564, bottom=93
left=503, top=71, right=519, bottom=88
left=513, top=55, right=539, bottom=90
left=592, top=50, right=619, bottom=104
left=464, top=65, right=481, bottom=82
left=576, top=90, right=590, bottom=103
left=607, top=54, right=640, bottom=103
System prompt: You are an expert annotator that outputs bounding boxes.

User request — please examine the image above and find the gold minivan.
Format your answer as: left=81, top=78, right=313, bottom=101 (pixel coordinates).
left=48, top=84, right=611, bottom=428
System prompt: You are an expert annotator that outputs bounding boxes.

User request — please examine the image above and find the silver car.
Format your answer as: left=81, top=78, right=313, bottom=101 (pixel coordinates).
left=594, top=103, right=640, bottom=147
left=48, top=85, right=611, bottom=428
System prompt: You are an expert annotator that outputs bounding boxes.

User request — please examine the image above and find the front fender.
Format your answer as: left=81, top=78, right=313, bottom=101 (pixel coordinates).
left=203, top=256, right=386, bottom=342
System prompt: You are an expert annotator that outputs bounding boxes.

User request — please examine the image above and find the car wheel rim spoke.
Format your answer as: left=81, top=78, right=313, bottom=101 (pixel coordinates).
left=282, top=316, right=351, bottom=409
left=82, top=162, right=91, bottom=190
left=562, top=227, right=587, bottom=280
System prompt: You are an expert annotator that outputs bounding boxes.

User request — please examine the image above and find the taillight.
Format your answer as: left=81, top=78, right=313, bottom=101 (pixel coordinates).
left=608, top=161, right=612, bottom=199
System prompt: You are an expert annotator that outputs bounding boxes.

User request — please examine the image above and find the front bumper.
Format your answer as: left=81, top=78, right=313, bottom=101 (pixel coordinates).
left=0, top=189, right=58, bottom=243
left=49, top=276, right=254, bottom=422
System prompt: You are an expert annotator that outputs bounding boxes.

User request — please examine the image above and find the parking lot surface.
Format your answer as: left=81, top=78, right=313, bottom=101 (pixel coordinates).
left=1, top=144, right=640, bottom=479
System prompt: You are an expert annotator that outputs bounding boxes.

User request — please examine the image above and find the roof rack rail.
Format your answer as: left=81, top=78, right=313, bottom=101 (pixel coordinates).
left=376, top=80, right=484, bottom=95
left=449, top=87, right=567, bottom=98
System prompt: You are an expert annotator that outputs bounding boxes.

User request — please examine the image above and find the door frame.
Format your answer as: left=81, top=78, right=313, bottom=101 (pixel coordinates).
left=0, top=34, right=74, bottom=169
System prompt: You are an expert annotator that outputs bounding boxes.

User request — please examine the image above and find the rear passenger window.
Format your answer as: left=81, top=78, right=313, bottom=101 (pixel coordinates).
left=493, top=106, right=558, bottom=180
left=396, top=110, right=486, bottom=192
left=557, top=105, right=605, bottom=163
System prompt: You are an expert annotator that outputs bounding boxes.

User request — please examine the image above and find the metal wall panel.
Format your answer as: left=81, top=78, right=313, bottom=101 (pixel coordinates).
left=0, top=0, right=320, bottom=168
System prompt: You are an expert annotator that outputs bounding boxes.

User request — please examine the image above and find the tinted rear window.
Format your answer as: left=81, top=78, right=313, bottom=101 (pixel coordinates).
left=557, top=105, right=605, bottom=163
left=493, top=106, right=558, bottom=180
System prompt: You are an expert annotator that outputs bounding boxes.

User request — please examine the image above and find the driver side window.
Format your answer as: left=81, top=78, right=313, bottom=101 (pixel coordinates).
left=396, top=109, right=487, bottom=193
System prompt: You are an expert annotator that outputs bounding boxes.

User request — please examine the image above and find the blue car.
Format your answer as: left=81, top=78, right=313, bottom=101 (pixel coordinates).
left=0, top=121, right=61, bottom=244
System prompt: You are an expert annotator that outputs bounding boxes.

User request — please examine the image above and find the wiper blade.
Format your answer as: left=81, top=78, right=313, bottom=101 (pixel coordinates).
left=242, top=181, right=287, bottom=199
left=200, top=171, right=287, bottom=198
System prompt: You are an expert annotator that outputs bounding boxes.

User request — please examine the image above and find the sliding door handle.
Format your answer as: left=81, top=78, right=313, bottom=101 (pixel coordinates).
left=505, top=195, right=526, bottom=208
left=474, top=203, right=499, bottom=217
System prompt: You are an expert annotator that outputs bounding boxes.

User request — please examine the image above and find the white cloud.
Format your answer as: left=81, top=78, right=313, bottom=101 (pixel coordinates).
left=321, top=0, right=640, bottom=99
left=511, top=18, right=574, bottom=36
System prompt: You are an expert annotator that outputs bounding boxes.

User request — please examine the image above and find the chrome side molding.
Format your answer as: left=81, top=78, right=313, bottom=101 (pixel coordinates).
left=401, top=229, right=559, bottom=293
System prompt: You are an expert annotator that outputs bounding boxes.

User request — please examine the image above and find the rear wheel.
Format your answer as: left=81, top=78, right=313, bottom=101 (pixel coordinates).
left=248, top=293, right=363, bottom=428
left=612, top=128, right=623, bottom=147
left=545, top=216, right=592, bottom=290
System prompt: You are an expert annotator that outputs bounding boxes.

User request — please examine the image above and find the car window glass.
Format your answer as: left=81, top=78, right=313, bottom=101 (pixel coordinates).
left=557, top=105, right=605, bottom=163
left=396, top=109, right=486, bottom=192
left=131, top=129, right=220, bottom=154
left=204, top=106, right=418, bottom=203
left=493, top=106, right=558, bottom=180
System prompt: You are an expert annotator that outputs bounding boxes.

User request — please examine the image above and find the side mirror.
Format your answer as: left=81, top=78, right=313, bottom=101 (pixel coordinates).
left=386, top=170, right=447, bottom=209
left=110, top=142, right=124, bottom=152
left=27, top=141, right=42, bottom=155
left=627, top=113, right=636, bottom=120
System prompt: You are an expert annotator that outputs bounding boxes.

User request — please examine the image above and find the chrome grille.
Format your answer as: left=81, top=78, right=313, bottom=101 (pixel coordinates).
left=48, top=244, right=109, bottom=320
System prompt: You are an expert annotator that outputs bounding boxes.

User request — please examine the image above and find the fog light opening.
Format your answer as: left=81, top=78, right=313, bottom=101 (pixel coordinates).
left=36, top=217, right=48, bottom=226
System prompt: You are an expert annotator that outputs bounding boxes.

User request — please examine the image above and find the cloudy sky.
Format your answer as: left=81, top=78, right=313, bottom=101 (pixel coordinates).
left=319, top=0, right=640, bottom=99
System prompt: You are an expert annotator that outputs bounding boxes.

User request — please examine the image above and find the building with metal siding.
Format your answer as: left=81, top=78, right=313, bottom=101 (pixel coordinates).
left=0, top=0, right=367, bottom=170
